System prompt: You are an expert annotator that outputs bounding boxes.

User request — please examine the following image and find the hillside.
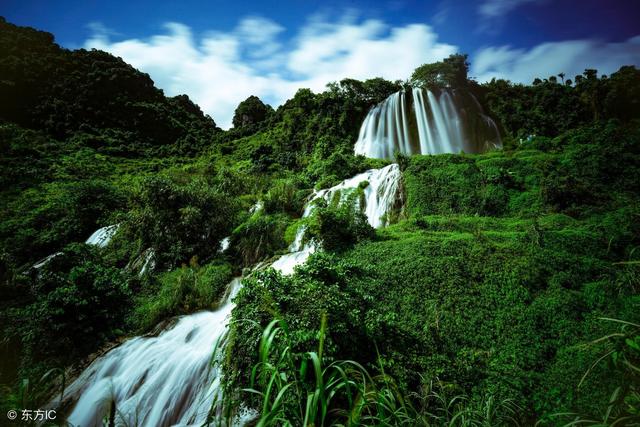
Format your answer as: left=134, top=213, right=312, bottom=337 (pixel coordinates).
left=1, top=17, right=639, bottom=426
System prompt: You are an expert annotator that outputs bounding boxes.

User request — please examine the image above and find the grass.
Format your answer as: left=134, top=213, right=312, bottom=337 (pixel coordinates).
left=131, top=259, right=233, bottom=331
left=223, top=315, right=522, bottom=427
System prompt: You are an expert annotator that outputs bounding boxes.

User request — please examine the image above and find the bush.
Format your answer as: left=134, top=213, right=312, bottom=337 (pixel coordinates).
left=6, top=243, right=132, bottom=367
left=127, top=176, right=238, bottom=269
left=305, top=194, right=375, bottom=252
left=262, top=177, right=309, bottom=216
left=230, top=210, right=292, bottom=266
left=224, top=253, right=373, bottom=398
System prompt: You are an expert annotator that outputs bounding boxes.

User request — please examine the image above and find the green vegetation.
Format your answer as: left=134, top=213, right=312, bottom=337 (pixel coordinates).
left=0, top=17, right=639, bottom=426
left=225, top=122, right=640, bottom=422
left=2, top=244, right=133, bottom=378
left=482, top=66, right=640, bottom=139
left=305, top=193, right=376, bottom=251
left=411, top=53, right=470, bottom=89
left=223, top=317, right=522, bottom=426
left=133, top=259, right=233, bottom=331
left=232, top=95, right=274, bottom=129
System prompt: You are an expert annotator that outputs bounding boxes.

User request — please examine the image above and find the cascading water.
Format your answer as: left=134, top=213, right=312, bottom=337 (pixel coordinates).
left=32, top=225, right=120, bottom=271
left=85, top=224, right=119, bottom=247
left=60, top=165, right=403, bottom=425
left=64, top=278, right=242, bottom=427
left=313, top=163, right=402, bottom=229
left=354, top=88, right=502, bottom=159
left=270, top=163, right=402, bottom=274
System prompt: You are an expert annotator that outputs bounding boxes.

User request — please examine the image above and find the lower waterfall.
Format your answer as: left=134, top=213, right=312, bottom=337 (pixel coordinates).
left=65, top=279, right=242, bottom=427
left=59, top=164, right=403, bottom=426
left=354, top=88, right=502, bottom=159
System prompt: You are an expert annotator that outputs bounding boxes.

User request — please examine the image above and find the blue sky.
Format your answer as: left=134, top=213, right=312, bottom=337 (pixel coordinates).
left=3, top=0, right=640, bottom=128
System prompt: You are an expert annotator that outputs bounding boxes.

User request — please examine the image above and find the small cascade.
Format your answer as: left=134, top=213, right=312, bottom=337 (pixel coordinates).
left=32, top=224, right=119, bottom=271
left=85, top=224, right=119, bottom=247
left=312, top=163, right=402, bottom=229
left=65, top=279, right=243, bottom=427
left=354, top=88, right=502, bottom=159
left=271, top=163, right=402, bottom=274
left=220, top=236, right=231, bottom=253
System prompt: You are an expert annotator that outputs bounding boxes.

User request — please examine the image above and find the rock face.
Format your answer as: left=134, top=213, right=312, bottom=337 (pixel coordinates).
left=354, top=88, right=502, bottom=159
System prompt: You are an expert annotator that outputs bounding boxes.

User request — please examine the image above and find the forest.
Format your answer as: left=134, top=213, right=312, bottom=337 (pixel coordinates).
left=0, top=15, right=639, bottom=426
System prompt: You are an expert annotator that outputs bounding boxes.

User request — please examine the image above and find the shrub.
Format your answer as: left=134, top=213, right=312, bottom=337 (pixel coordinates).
left=305, top=194, right=375, bottom=252
left=7, top=243, right=132, bottom=366
left=262, top=177, right=309, bottom=217
left=230, top=211, right=292, bottom=266
left=127, top=176, right=238, bottom=269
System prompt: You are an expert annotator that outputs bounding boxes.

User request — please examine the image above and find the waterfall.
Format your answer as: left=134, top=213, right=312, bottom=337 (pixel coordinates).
left=310, top=163, right=402, bottom=229
left=65, top=279, right=242, bottom=427
left=354, top=88, right=502, bottom=159
left=85, top=224, right=119, bottom=247
left=53, top=85, right=498, bottom=425
left=61, top=165, right=403, bottom=425
left=32, top=225, right=119, bottom=271
left=271, top=164, right=402, bottom=274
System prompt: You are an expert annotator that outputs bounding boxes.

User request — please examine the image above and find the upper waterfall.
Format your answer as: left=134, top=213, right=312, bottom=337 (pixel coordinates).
left=354, top=88, right=502, bottom=159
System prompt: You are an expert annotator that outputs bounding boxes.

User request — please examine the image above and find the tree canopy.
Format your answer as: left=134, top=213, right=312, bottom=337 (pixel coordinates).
left=411, top=53, right=470, bottom=88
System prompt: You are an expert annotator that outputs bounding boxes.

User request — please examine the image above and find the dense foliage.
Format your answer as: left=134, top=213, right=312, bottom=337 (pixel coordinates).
left=0, top=17, right=639, bottom=426
left=232, top=95, right=274, bottom=129
left=0, top=17, right=219, bottom=156
left=482, top=66, right=640, bottom=139
left=411, top=53, right=470, bottom=89
left=227, top=122, right=640, bottom=423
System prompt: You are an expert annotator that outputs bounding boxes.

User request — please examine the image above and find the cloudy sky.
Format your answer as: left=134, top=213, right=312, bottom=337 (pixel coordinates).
left=4, top=0, right=640, bottom=128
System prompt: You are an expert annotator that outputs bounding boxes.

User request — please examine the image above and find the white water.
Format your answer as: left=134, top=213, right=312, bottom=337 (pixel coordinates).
left=220, top=237, right=231, bottom=252
left=31, top=252, right=63, bottom=270
left=31, top=225, right=118, bottom=271
left=355, top=88, right=501, bottom=159
left=85, top=225, right=119, bottom=247
left=312, top=163, right=402, bottom=229
left=66, top=278, right=242, bottom=427
left=271, top=163, right=402, bottom=274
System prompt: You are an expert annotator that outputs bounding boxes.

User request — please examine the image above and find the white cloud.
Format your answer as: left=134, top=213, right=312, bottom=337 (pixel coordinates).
left=84, top=15, right=640, bottom=129
left=478, top=0, right=542, bottom=18
left=235, top=16, right=284, bottom=58
left=472, top=36, right=640, bottom=84
left=84, top=16, right=456, bottom=128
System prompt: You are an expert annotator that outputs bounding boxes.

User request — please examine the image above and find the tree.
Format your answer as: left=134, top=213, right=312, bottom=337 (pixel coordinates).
left=410, top=54, right=469, bottom=88
left=129, top=176, right=238, bottom=268
left=232, top=95, right=273, bottom=128
left=576, top=69, right=602, bottom=121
